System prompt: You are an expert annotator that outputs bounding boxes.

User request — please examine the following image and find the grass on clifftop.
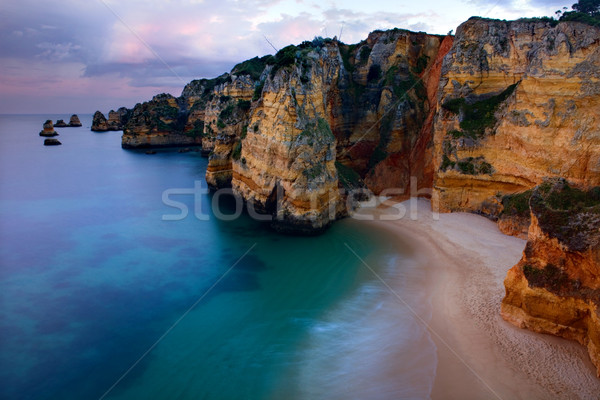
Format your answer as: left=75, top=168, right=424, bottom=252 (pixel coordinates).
left=232, top=55, right=272, bottom=80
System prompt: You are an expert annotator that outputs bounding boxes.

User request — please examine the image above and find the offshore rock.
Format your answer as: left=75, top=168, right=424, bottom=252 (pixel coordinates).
left=54, top=119, right=68, bottom=127
left=44, top=138, right=62, bottom=146
left=69, top=114, right=82, bottom=127
left=433, top=18, right=600, bottom=215
left=91, top=111, right=109, bottom=132
left=501, top=179, right=600, bottom=376
left=39, top=120, right=58, bottom=137
left=122, top=94, right=200, bottom=149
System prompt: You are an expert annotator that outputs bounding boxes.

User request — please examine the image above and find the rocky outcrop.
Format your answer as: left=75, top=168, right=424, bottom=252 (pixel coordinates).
left=69, top=114, right=82, bottom=127
left=433, top=18, right=600, bottom=215
left=122, top=94, right=200, bottom=149
left=92, top=108, right=130, bottom=131
left=226, top=33, right=450, bottom=232
left=39, top=120, right=58, bottom=137
left=91, top=111, right=108, bottom=131
left=55, top=115, right=82, bottom=127
left=501, top=179, right=600, bottom=375
left=115, top=19, right=600, bottom=234
left=44, top=138, right=61, bottom=146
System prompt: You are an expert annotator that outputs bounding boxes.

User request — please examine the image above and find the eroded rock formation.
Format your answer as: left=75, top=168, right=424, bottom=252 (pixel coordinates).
left=39, top=120, right=58, bottom=137
left=501, top=179, right=600, bottom=375
left=122, top=94, right=200, bottom=148
left=91, top=111, right=108, bottom=132
left=69, top=114, right=82, bottom=127
left=432, top=18, right=600, bottom=216
left=121, top=32, right=451, bottom=232
left=92, top=108, right=130, bottom=131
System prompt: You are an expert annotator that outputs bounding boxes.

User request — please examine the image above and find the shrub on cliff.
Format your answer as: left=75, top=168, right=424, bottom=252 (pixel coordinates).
left=530, top=179, right=600, bottom=252
left=232, top=55, right=272, bottom=81
left=557, top=0, right=600, bottom=27
left=442, top=83, right=519, bottom=139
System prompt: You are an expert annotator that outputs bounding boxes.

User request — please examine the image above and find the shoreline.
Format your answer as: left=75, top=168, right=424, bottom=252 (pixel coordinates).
left=362, top=198, right=600, bottom=399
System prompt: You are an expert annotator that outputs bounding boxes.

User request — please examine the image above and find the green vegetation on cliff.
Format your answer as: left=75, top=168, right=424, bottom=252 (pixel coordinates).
left=442, top=83, right=519, bottom=139
left=232, top=56, right=271, bottom=80
left=501, top=189, right=533, bottom=217
left=530, top=179, right=600, bottom=252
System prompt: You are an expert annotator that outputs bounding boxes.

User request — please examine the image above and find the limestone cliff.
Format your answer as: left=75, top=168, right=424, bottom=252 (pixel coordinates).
left=501, top=179, right=600, bottom=375
left=122, top=94, right=200, bottom=148
left=117, top=19, right=600, bottom=234
left=120, top=32, right=449, bottom=232
left=433, top=18, right=600, bottom=216
left=93, top=108, right=131, bottom=132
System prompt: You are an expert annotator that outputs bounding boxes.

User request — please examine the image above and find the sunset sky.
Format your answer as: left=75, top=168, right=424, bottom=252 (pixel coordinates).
left=1, top=0, right=568, bottom=114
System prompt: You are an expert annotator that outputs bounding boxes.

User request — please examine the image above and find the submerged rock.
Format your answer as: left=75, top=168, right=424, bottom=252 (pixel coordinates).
left=39, top=120, right=58, bottom=137
left=44, top=138, right=62, bottom=146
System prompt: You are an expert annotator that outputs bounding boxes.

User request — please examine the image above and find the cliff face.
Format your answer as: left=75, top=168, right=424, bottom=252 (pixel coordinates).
left=501, top=179, right=600, bottom=375
left=92, top=108, right=131, bottom=132
left=118, top=19, right=599, bottom=233
left=232, top=46, right=341, bottom=233
left=228, top=32, right=450, bottom=232
left=122, top=94, right=200, bottom=148
left=121, top=32, right=449, bottom=232
left=433, top=18, right=600, bottom=215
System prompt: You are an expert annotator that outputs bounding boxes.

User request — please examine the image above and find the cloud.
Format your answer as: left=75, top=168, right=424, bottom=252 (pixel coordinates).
left=0, top=0, right=560, bottom=113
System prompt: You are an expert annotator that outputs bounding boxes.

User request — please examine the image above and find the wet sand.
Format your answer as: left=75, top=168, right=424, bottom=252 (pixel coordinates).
left=360, top=198, right=600, bottom=400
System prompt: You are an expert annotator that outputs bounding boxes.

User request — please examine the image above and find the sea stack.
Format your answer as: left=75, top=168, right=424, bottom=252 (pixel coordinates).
left=44, top=138, right=62, bottom=146
left=501, top=179, right=600, bottom=376
left=54, top=119, right=68, bottom=127
left=91, top=111, right=108, bottom=131
left=69, top=114, right=82, bottom=127
left=39, top=120, right=58, bottom=137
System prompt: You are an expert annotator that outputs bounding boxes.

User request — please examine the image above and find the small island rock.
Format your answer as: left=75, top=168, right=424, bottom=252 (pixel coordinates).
left=91, top=111, right=108, bottom=131
left=39, top=120, right=59, bottom=137
left=54, top=119, right=68, bottom=127
left=69, top=114, right=82, bottom=127
left=44, top=138, right=62, bottom=146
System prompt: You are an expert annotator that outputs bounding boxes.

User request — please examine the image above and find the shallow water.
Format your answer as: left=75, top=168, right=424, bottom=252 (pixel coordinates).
left=0, top=114, right=436, bottom=399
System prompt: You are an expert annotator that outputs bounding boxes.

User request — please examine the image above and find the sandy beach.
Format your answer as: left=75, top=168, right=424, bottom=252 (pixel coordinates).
left=360, top=198, right=600, bottom=400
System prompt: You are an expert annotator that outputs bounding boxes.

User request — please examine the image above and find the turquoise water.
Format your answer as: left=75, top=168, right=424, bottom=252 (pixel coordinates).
left=0, top=115, right=436, bottom=399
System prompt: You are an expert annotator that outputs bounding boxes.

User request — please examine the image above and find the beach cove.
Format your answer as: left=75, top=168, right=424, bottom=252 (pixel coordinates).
left=364, top=198, right=600, bottom=399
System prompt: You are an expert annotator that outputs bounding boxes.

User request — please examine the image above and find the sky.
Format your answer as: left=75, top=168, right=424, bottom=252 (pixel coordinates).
left=0, top=0, right=569, bottom=114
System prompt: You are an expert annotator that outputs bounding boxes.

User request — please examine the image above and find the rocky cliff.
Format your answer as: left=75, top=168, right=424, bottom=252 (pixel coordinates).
left=121, top=31, right=450, bottom=231
left=122, top=95, right=200, bottom=148
left=501, top=179, right=600, bottom=375
left=119, top=18, right=599, bottom=232
left=432, top=18, right=600, bottom=216
left=92, top=108, right=131, bottom=132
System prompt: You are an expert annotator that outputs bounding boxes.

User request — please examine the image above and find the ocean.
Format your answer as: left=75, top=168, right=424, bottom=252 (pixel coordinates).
left=0, top=114, right=436, bottom=400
